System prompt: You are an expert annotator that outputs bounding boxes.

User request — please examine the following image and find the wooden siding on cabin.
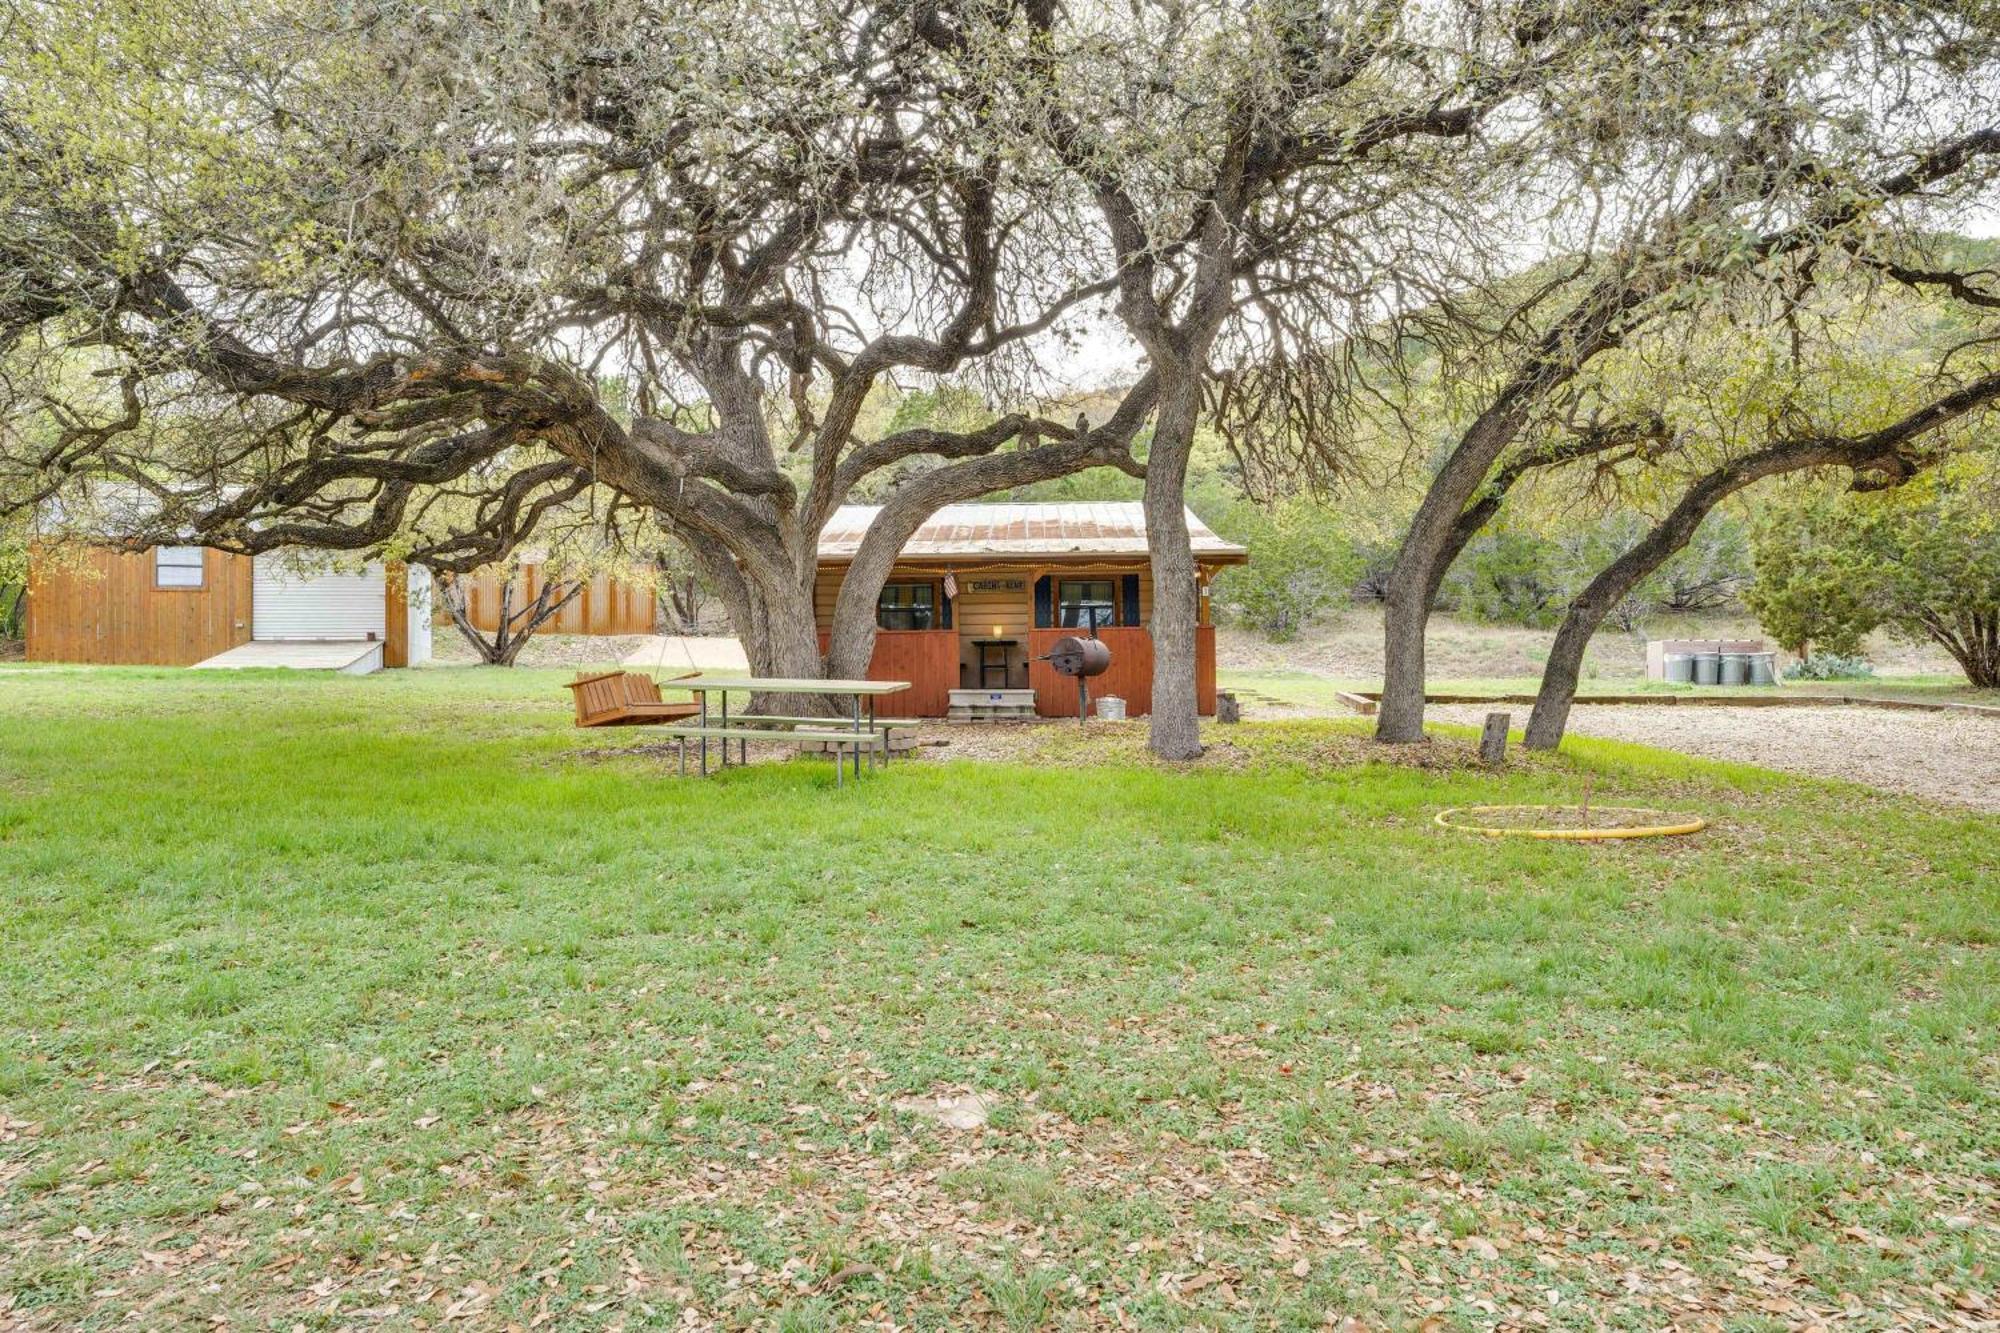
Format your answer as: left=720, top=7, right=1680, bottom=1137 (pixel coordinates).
left=816, top=628, right=959, bottom=718
left=1027, top=625, right=1218, bottom=718
left=815, top=563, right=1155, bottom=629
left=25, top=545, right=255, bottom=666
left=949, top=573, right=1032, bottom=688
left=461, top=565, right=657, bottom=637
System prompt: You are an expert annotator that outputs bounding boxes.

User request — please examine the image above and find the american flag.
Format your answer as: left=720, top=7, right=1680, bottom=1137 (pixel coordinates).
left=942, top=572, right=957, bottom=600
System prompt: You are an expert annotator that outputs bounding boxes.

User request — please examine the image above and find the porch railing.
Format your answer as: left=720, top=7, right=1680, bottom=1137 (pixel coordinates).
left=1026, top=626, right=1217, bottom=718
left=818, top=628, right=959, bottom=717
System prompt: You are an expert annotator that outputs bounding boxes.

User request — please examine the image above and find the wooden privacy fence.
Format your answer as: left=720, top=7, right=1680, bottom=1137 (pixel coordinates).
left=460, top=565, right=657, bottom=637
left=817, top=628, right=959, bottom=717
left=1027, top=625, right=1217, bottom=718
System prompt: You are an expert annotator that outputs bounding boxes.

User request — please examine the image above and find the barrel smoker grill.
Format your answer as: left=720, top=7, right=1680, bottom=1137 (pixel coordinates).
left=1040, top=633, right=1113, bottom=725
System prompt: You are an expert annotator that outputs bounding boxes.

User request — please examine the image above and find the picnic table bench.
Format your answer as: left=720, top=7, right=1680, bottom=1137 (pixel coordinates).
left=676, top=676, right=911, bottom=784
left=723, top=714, right=924, bottom=754
left=654, top=724, right=891, bottom=787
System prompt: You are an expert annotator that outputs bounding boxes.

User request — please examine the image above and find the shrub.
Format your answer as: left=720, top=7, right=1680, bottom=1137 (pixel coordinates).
left=1748, top=460, right=2000, bottom=688
left=1442, top=526, right=1566, bottom=627
left=1744, top=495, right=1878, bottom=659
left=1782, top=653, right=1875, bottom=682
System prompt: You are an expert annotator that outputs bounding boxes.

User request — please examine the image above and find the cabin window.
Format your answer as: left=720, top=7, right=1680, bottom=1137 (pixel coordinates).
left=1058, top=579, right=1117, bottom=630
left=877, top=582, right=936, bottom=631
left=154, top=546, right=205, bottom=589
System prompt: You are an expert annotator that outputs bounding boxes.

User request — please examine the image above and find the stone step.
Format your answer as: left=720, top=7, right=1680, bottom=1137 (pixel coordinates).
left=947, top=703, right=1038, bottom=722
left=948, top=688, right=1037, bottom=708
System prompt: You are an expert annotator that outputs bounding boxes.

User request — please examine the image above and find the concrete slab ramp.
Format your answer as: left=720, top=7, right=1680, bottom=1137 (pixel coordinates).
left=191, top=641, right=383, bottom=674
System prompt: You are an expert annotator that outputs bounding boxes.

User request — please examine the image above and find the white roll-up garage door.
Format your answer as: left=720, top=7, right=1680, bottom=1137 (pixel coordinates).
left=252, top=556, right=386, bottom=641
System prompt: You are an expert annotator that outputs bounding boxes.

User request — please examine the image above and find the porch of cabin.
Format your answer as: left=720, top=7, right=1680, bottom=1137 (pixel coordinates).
left=813, top=561, right=1221, bottom=719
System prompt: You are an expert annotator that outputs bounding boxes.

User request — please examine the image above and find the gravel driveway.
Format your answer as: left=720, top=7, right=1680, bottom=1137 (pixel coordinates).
left=1430, top=702, right=2000, bottom=813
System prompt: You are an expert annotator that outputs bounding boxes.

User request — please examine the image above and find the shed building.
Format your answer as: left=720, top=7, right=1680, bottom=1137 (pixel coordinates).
left=24, top=545, right=430, bottom=672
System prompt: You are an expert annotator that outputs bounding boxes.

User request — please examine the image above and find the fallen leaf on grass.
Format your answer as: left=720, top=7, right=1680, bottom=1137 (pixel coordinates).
left=821, top=1263, right=881, bottom=1290
left=892, top=1090, right=997, bottom=1130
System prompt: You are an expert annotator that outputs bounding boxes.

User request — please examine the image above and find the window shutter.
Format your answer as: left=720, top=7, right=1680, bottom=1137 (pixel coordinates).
left=1120, top=574, right=1141, bottom=627
left=939, top=581, right=953, bottom=630
left=1033, top=576, right=1053, bottom=628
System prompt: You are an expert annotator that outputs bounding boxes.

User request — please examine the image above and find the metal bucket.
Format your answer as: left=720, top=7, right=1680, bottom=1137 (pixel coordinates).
left=1720, top=652, right=1750, bottom=686
left=1693, top=652, right=1721, bottom=686
left=1094, top=695, right=1126, bottom=721
left=1664, top=653, right=1694, bottom=684
left=1749, top=652, right=1777, bottom=686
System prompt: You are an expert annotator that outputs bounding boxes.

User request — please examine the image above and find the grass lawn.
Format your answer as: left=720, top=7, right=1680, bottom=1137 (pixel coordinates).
left=1, top=665, right=1995, bottom=1330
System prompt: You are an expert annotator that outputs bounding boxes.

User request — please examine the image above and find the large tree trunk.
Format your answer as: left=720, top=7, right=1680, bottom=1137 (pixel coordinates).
left=1144, top=372, right=1205, bottom=760
left=675, top=529, right=834, bottom=715
left=1375, top=263, right=1662, bottom=743
left=1376, top=410, right=1533, bottom=742
left=1918, top=608, right=2000, bottom=689
left=1523, top=590, right=1623, bottom=751
left=1526, top=466, right=1781, bottom=749
left=756, top=579, right=827, bottom=679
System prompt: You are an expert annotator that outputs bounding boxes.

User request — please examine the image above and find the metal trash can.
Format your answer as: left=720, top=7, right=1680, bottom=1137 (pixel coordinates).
left=1749, top=652, right=1777, bottom=686
left=1664, top=653, right=1694, bottom=684
left=1693, top=651, right=1721, bottom=686
left=1094, top=695, right=1126, bottom=721
left=1720, top=652, right=1750, bottom=686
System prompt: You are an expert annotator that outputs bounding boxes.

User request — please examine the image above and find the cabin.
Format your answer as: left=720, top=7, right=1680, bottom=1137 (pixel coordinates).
left=23, top=545, right=432, bottom=673
left=813, top=502, right=1247, bottom=719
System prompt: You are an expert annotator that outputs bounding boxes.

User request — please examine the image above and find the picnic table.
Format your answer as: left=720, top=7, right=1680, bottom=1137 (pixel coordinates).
left=678, top=676, right=910, bottom=784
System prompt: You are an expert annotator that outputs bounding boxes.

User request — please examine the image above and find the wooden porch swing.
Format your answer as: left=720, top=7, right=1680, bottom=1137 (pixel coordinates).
left=566, top=669, right=703, bottom=728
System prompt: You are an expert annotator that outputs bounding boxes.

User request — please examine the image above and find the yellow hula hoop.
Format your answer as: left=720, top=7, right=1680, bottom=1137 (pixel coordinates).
left=1433, top=804, right=1708, bottom=840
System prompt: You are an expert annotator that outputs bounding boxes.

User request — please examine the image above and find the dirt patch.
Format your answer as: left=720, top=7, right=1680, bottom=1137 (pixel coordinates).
left=584, top=715, right=1506, bottom=780
left=902, top=705, right=1998, bottom=814
left=1432, top=702, right=2000, bottom=813
left=901, top=716, right=1501, bottom=777
left=620, top=634, right=749, bottom=671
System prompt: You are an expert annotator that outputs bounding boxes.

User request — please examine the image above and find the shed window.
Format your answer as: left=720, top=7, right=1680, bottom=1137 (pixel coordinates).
left=155, top=546, right=205, bottom=589
left=1058, top=579, right=1116, bottom=630
left=877, top=582, right=936, bottom=631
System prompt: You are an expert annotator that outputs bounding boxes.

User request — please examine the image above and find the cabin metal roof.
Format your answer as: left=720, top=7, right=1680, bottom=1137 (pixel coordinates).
left=816, top=502, right=1247, bottom=563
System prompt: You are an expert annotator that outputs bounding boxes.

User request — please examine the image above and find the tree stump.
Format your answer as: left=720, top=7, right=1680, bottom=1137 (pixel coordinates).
left=1216, top=691, right=1241, bottom=724
left=1479, top=712, right=1510, bottom=766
